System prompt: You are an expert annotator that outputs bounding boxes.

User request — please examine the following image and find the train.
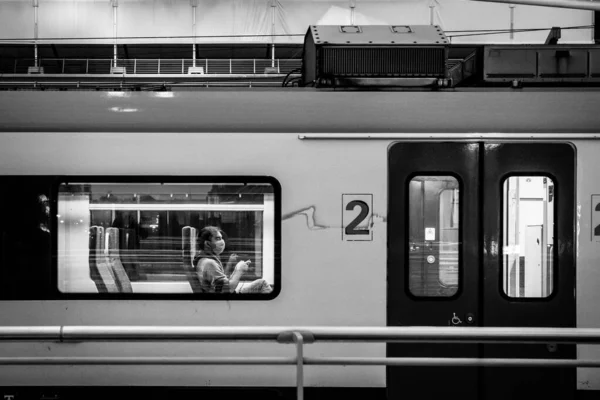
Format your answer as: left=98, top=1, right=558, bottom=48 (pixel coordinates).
left=0, top=88, right=599, bottom=400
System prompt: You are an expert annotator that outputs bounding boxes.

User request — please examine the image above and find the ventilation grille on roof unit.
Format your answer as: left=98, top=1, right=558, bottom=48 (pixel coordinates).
left=302, top=25, right=449, bottom=87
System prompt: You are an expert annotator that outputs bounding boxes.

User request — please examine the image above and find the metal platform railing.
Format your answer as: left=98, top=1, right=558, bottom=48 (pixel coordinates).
left=2, top=326, right=600, bottom=400
left=0, top=58, right=302, bottom=75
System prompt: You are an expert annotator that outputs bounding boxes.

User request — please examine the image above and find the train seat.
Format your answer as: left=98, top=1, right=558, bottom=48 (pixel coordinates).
left=106, top=227, right=133, bottom=293
left=89, top=226, right=109, bottom=293
left=118, top=228, right=140, bottom=280
left=182, top=226, right=203, bottom=293
left=89, top=226, right=119, bottom=293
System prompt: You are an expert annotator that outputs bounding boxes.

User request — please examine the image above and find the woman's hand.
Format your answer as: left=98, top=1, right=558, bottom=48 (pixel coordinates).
left=228, top=253, right=238, bottom=263
left=234, top=260, right=251, bottom=274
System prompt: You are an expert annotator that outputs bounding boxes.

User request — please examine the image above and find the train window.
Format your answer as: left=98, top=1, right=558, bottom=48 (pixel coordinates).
left=502, top=176, right=554, bottom=298
left=408, top=176, right=460, bottom=297
left=57, top=181, right=277, bottom=297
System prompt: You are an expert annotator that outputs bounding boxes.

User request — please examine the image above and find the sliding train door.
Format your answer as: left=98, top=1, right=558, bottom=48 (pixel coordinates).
left=479, top=143, right=576, bottom=399
left=387, top=142, right=575, bottom=400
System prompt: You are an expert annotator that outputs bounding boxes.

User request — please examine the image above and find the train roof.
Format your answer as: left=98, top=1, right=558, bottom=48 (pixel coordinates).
left=1, top=88, right=599, bottom=133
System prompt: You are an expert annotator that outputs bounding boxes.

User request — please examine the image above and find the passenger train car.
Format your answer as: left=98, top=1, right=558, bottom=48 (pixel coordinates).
left=0, top=88, right=599, bottom=399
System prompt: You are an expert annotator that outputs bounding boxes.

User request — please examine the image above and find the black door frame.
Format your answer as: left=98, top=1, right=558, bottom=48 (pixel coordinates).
left=387, top=141, right=576, bottom=400
left=480, top=142, right=576, bottom=399
left=387, top=142, right=481, bottom=399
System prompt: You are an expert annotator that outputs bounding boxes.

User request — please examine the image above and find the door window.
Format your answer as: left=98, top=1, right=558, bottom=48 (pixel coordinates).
left=408, top=176, right=460, bottom=297
left=502, top=176, right=554, bottom=298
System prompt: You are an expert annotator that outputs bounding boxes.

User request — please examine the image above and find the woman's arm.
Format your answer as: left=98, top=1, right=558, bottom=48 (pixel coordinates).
left=224, top=253, right=238, bottom=276
left=227, top=260, right=250, bottom=293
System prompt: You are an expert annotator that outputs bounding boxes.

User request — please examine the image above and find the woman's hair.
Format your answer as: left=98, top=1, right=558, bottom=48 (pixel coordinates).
left=199, top=226, right=221, bottom=250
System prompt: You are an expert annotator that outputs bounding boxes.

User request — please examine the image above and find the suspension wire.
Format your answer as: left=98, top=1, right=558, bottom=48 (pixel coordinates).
left=444, top=24, right=593, bottom=33
left=446, top=24, right=593, bottom=38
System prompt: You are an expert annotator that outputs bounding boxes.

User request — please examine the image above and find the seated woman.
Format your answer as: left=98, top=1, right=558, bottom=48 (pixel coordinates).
left=193, top=226, right=272, bottom=294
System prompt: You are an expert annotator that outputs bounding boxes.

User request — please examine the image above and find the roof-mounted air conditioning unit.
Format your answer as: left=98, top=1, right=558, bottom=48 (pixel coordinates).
left=302, top=25, right=450, bottom=87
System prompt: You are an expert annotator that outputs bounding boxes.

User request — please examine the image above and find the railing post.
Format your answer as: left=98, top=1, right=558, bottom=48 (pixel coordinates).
left=509, top=5, right=516, bottom=40
left=253, top=59, right=256, bottom=74
left=62, top=59, right=65, bottom=74
left=270, top=0, right=276, bottom=68
left=112, top=0, right=118, bottom=68
left=86, top=59, right=89, bottom=74
left=429, top=4, right=435, bottom=25
left=293, top=332, right=304, bottom=400
left=158, top=59, right=161, bottom=74
left=205, top=58, right=208, bottom=74
left=277, top=331, right=314, bottom=400
left=191, top=1, right=197, bottom=67
left=229, top=58, right=232, bottom=74
left=33, top=0, right=39, bottom=68
left=182, top=59, right=184, bottom=74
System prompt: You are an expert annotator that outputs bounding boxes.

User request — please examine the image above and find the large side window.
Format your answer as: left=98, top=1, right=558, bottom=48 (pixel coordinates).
left=502, top=176, right=554, bottom=298
left=57, top=180, right=279, bottom=298
left=408, top=176, right=460, bottom=297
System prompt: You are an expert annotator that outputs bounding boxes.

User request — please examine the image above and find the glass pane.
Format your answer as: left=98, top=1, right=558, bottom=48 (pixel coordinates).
left=503, top=176, right=554, bottom=298
left=408, top=176, right=460, bottom=297
left=58, top=182, right=276, bottom=296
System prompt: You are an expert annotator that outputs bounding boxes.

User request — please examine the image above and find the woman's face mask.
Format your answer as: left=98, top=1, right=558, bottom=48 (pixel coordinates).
left=208, top=233, right=225, bottom=255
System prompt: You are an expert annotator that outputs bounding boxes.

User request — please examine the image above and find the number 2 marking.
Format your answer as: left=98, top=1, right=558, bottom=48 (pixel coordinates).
left=345, top=200, right=370, bottom=235
left=595, top=202, right=600, bottom=236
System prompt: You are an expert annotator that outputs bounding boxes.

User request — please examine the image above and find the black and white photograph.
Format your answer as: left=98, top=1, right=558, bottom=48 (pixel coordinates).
left=0, top=0, right=599, bottom=399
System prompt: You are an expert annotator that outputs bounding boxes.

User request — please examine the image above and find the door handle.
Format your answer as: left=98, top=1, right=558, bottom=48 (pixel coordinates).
left=465, top=313, right=475, bottom=324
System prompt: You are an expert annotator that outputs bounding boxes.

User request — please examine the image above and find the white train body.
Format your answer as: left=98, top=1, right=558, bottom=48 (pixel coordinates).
left=0, top=90, right=599, bottom=398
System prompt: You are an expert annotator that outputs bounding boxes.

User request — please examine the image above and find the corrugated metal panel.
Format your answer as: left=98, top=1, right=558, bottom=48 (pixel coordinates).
left=321, top=47, right=446, bottom=77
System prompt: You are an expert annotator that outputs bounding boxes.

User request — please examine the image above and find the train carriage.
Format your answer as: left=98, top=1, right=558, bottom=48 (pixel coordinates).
left=0, top=89, right=599, bottom=399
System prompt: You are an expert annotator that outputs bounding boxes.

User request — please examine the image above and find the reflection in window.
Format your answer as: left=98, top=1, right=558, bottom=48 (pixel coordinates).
left=503, top=176, right=554, bottom=298
left=58, top=182, right=276, bottom=296
left=408, top=176, right=460, bottom=297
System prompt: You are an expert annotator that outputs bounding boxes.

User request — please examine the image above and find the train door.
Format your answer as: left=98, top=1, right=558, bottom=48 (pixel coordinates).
left=387, top=142, right=575, bottom=400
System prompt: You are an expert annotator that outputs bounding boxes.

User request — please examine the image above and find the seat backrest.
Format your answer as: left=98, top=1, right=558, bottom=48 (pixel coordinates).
left=90, top=226, right=119, bottom=293
left=182, top=226, right=202, bottom=293
left=118, top=227, right=140, bottom=280
left=106, top=227, right=133, bottom=293
left=89, top=226, right=109, bottom=293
